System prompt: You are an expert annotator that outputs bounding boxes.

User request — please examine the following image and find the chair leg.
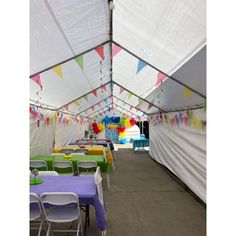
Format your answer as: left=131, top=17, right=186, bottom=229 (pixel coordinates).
left=106, top=173, right=110, bottom=189
left=102, top=230, right=107, bottom=236
left=112, top=161, right=115, bottom=171
left=46, top=222, right=51, bottom=236
left=37, top=220, right=43, bottom=236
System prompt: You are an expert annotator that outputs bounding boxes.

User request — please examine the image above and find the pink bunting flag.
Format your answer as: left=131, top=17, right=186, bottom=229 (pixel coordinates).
left=102, top=84, right=107, bottom=92
left=92, top=90, right=97, bottom=97
left=30, top=74, right=42, bottom=89
left=112, top=45, right=122, bottom=58
left=156, top=72, right=168, bottom=87
left=64, top=104, right=69, bottom=111
left=95, top=46, right=105, bottom=60
left=120, top=87, right=125, bottom=94
left=148, top=103, right=153, bottom=110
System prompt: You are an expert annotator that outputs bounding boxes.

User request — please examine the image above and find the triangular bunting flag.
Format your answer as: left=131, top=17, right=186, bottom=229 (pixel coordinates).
left=83, top=95, right=88, bottom=102
left=183, top=87, right=192, bottom=98
left=64, top=104, right=69, bottom=111
left=92, top=90, right=97, bottom=97
left=73, top=99, right=80, bottom=106
left=112, top=44, right=122, bottom=58
left=130, top=105, right=133, bottom=110
left=136, top=60, right=147, bottom=74
left=91, top=106, right=95, bottom=111
left=30, top=74, right=42, bottom=89
left=156, top=72, right=168, bottom=87
left=138, top=98, right=142, bottom=104
left=98, top=103, right=101, bottom=108
left=75, top=55, right=83, bottom=70
left=102, top=84, right=107, bottom=92
left=104, top=98, right=108, bottom=105
left=120, top=87, right=125, bottom=94
left=53, top=65, right=63, bottom=78
left=95, top=46, right=105, bottom=60
left=148, top=103, right=153, bottom=110
left=110, top=82, right=114, bottom=91
left=127, top=92, right=133, bottom=100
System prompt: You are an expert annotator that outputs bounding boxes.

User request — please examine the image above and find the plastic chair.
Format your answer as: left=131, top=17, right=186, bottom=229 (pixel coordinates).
left=77, top=161, right=97, bottom=175
left=61, top=148, right=76, bottom=154
left=94, top=167, right=107, bottom=236
left=52, top=161, right=74, bottom=175
left=75, top=149, right=88, bottom=154
left=30, top=160, right=48, bottom=171
left=40, top=192, right=83, bottom=236
left=38, top=171, right=59, bottom=176
left=30, top=193, right=44, bottom=236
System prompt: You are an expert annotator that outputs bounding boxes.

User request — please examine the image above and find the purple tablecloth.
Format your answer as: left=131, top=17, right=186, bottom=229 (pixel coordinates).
left=30, top=176, right=107, bottom=231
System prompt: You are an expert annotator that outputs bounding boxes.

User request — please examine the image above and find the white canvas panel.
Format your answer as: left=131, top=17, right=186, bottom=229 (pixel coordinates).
left=30, top=109, right=57, bottom=156
left=49, top=0, right=109, bottom=54
left=30, top=0, right=73, bottom=74
left=144, top=78, right=205, bottom=111
left=54, top=118, right=89, bottom=147
left=113, top=0, right=206, bottom=74
left=149, top=108, right=206, bottom=202
left=31, top=0, right=109, bottom=74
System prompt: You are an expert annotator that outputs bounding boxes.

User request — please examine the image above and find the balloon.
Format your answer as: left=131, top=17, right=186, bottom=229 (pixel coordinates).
left=124, top=119, right=131, bottom=128
left=119, top=132, right=126, bottom=138
left=130, top=118, right=136, bottom=126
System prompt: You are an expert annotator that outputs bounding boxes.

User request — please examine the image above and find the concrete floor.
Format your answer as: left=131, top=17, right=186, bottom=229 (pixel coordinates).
left=31, top=147, right=206, bottom=236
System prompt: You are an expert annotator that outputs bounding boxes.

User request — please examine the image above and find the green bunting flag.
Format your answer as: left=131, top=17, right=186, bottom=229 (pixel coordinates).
left=75, top=55, right=83, bottom=70
left=83, top=95, right=88, bottom=102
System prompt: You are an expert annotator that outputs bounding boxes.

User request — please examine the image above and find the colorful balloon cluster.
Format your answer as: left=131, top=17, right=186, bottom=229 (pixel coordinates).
left=92, top=121, right=105, bottom=134
left=107, top=116, right=137, bottom=138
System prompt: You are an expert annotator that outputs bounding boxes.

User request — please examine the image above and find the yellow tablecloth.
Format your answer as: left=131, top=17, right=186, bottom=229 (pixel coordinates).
left=54, top=145, right=113, bottom=164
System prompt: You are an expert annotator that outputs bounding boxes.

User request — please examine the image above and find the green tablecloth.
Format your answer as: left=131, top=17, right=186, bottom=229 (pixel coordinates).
left=30, top=154, right=110, bottom=173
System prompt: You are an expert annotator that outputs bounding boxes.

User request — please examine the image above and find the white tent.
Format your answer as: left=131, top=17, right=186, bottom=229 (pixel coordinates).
left=30, top=0, right=206, bottom=202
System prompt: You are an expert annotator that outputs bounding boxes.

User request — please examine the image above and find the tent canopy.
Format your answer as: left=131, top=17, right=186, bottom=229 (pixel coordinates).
left=30, top=0, right=206, bottom=120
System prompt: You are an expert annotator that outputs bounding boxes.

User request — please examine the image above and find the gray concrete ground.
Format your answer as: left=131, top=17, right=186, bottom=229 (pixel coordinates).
left=31, top=147, right=206, bottom=236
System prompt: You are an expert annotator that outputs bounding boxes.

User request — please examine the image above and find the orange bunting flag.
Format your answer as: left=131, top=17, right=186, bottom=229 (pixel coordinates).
left=53, top=65, right=63, bottom=78
left=95, top=46, right=105, bottom=60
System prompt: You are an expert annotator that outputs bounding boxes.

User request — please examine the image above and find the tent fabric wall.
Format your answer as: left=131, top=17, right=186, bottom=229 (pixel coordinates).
left=30, top=108, right=89, bottom=155
left=149, top=108, right=206, bottom=202
left=30, top=110, right=57, bottom=156
left=54, top=120, right=89, bottom=148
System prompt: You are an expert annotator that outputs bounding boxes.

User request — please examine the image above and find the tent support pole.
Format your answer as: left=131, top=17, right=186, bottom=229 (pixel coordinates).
left=113, top=103, right=140, bottom=118
left=85, top=103, right=112, bottom=118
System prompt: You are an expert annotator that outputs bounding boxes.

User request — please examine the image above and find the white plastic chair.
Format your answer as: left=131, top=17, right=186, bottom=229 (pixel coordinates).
left=40, top=192, right=83, bottom=236
left=94, top=167, right=107, bottom=236
left=38, top=171, right=59, bottom=176
left=77, top=161, right=97, bottom=176
left=30, top=193, right=44, bottom=236
left=30, top=160, right=48, bottom=171
left=52, top=161, right=74, bottom=175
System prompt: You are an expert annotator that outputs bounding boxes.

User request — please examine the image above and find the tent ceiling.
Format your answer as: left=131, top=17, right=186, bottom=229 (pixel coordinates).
left=30, top=0, right=206, bottom=119
left=113, top=0, right=206, bottom=75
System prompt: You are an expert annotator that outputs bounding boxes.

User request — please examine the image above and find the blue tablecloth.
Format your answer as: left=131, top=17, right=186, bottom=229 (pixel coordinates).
left=131, top=138, right=149, bottom=150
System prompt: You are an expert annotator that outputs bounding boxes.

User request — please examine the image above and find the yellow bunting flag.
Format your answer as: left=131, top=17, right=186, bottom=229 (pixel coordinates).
left=128, top=92, right=133, bottom=100
left=73, top=99, right=80, bottom=106
left=53, top=65, right=63, bottom=78
left=183, top=87, right=192, bottom=99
